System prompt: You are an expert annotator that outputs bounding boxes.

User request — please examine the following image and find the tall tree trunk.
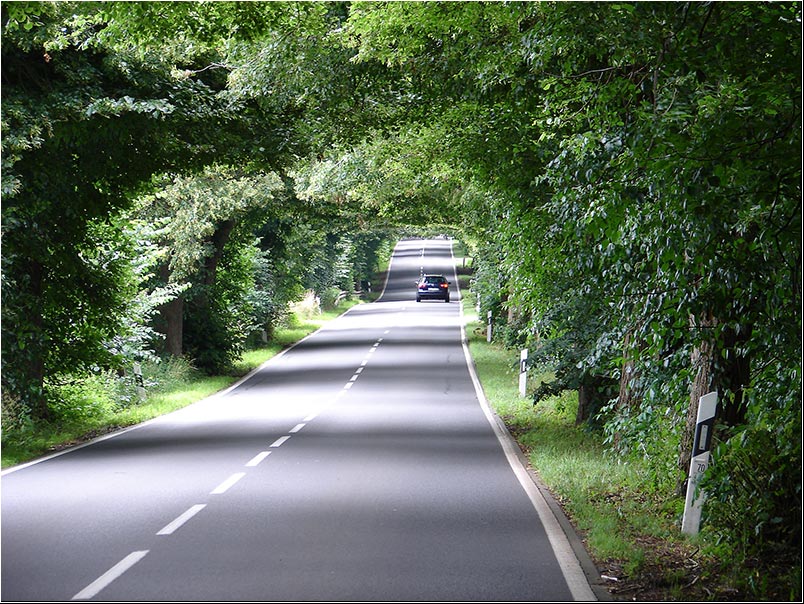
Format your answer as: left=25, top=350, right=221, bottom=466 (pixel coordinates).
left=577, top=384, right=592, bottom=425
left=676, top=311, right=717, bottom=496
left=613, top=330, right=641, bottom=446
left=183, top=219, right=237, bottom=373
left=202, top=219, right=236, bottom=287
left=25, top=259, right=49, bottom=421
left=720, top=324, right=752, bottom=427
left=157, top=263, right=184, bottom=357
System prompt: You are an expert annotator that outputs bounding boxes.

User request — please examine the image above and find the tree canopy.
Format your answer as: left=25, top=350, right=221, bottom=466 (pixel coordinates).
left=2, top=0, right=800, bottom=577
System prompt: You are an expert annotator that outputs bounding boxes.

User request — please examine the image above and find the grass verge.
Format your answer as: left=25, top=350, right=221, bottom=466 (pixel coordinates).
left=460, top=295, right=754, bottom=602
left=1, top=301, right=361, bottom=469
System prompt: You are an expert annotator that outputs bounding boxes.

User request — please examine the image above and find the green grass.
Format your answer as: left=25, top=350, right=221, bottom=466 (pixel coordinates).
left=1, top=301, right=362, bottom=469
left=462, top=292, right=689, bottom=582
left=462, top=290, right=804, bottom=601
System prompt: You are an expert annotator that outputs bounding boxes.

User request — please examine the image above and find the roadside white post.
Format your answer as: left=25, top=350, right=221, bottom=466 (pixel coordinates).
left=487, top=310, right=493, bottom=343
left=681, top=391, right=718, bottom=535
left=133, top=362, right=146, bottom=401
left=519, top=349, right=528, bottom=397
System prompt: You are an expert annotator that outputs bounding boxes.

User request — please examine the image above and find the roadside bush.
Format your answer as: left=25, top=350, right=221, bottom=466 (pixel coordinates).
left=44, top=373, right=118, bottom=425
left=702, top=425, right=802, bottom=558
left=319, top=286, right=345, bottom=310
left=141, top=356, right=197, bottom=393
left=290, top=290, right=321, bottom=319
left=112, top=356, right=198, bottom=408
left=1, top=390, right=32, bottom=435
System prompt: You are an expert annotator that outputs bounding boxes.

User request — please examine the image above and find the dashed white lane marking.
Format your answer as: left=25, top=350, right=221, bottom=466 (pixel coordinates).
left=270, top=435, right=292, bottom=448
left=71, top=326, right=398, bottom=600
left=210, top=472, right=246, bottom=495
left=72, top=550, right=150, bottom=600
left=157, top=504, right=207, bottom=536
left=245, top=451, right=271, bottom=467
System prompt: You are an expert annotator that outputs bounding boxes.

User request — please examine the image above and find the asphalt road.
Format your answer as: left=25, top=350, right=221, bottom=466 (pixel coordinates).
left=1, top=238, right=596, bottom=602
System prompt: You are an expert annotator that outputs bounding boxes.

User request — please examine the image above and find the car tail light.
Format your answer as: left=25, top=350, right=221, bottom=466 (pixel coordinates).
left=440, top=283, right=448, bottom=288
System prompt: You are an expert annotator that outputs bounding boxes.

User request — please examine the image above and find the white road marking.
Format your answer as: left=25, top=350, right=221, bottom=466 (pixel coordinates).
left=349, top=373, right=359, bottom=382
left=157, top=504, right=207, bottom=536
left=303, top=413, right=318, bottom=422
left=211, top=472, right=246, bottom=495
left=361, top=359, right=369, bottom=366
left=245, top=451, right=271, bottom=467
left=454, top=243, right=597, bottom=601
left=289, top=423, right=306, bottom=433
left=355, top=367, right=364, bottom=374
left=72, top=550, right=149, bottom=600
left=270, top=435, right=292, bottom=448
left=343, top=382, right=354, bottom=390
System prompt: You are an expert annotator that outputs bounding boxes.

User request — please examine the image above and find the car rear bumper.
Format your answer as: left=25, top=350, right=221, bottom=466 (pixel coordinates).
left=417, top=290, right=449, bottom=300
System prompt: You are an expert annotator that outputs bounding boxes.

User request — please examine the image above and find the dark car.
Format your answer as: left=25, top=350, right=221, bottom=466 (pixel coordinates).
left=416, top=274, right=450, bottom=302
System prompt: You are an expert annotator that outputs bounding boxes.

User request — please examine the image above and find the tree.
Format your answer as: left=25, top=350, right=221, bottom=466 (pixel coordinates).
left=2, top=1, right=224, bottom=416
left=343, top=0, right=801, bottom=552
left=0, top=0, right=321, bottom=414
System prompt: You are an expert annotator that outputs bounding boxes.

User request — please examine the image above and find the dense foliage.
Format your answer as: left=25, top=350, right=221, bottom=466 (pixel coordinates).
left=1, top=1, right=391, bottom=412
left=2, top=0, right=800, bottom=592
left=339, top=0, right=801, bottom=573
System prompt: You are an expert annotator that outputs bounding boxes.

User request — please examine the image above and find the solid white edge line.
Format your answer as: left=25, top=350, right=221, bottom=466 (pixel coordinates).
left=451, top=241, right=597, bottom=602
left=157, top=504, right=207, bottom=536
left=2, top=271, right=370, bottom=476
left=71, top=550, right=149, bottom=600
left=210, top=472, right=246, bottom=495
left=245, top=451, right=272, bottom=467
left=1, top=239, right=426, bottom=477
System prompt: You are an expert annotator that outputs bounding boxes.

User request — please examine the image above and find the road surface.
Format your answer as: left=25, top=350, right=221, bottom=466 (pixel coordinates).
left=1, top=238, right=596, bottom=601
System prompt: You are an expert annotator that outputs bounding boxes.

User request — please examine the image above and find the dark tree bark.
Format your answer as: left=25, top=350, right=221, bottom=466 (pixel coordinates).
left=677, top=312, right=717, bottom=496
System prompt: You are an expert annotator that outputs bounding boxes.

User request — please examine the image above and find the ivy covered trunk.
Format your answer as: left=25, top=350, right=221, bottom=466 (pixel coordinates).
left=677, top=312, right=717, bottom=496
left=677, top=313, right=756, bottom=496
left=183, top=219, right=237, bottom=374
left=157, top=263, right=184, bottom=358
left=15, top=260, right=50, bottom=421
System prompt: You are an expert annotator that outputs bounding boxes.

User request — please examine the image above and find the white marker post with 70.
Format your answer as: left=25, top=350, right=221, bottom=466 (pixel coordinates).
left=681, top=391, right=718, bottom=535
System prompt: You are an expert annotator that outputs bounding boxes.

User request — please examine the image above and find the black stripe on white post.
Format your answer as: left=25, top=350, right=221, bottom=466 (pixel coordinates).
left=681, top=391, right=718, bottom=535
left=519, top=349, right=528, bottom=397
